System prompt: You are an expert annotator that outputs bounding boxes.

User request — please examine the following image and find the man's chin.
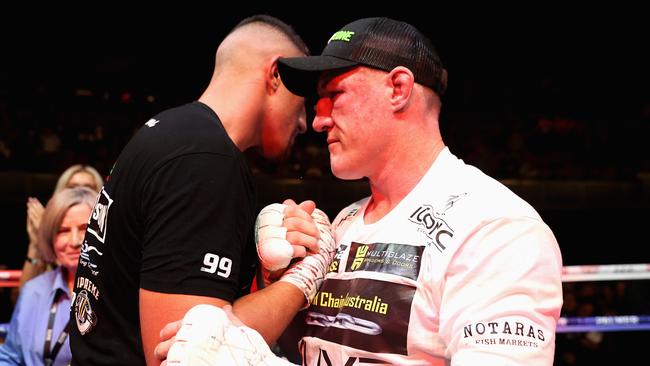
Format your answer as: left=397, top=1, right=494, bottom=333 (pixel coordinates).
left=331, top=165, right=363, bottom=180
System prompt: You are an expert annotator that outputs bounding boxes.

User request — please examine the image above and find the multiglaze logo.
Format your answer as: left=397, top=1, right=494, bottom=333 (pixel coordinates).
left=350, top=245, right=368, bottom=271
left=345, top=242, right=423, bottom=280
left=408, top=204, right=454, bottom=252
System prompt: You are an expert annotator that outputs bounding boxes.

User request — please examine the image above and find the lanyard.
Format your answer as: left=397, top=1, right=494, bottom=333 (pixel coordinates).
left=43, top=291, right=70, bottom=366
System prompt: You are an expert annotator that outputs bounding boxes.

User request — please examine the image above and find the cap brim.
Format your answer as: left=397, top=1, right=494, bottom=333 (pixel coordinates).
left=278, top=56, right=358, bottom=97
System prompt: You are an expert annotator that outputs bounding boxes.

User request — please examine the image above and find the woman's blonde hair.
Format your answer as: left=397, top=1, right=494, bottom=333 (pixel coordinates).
left=37, top=187, right=97, bottom=263
left=54, top=164, right=104, bottom=194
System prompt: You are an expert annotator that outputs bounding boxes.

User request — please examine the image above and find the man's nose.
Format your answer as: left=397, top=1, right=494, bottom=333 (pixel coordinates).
left=312, top=98, right=333, bottom=132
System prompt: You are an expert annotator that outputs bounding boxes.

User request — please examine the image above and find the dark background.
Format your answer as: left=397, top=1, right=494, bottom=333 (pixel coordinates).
left=2, top=6, right=648, bottom=118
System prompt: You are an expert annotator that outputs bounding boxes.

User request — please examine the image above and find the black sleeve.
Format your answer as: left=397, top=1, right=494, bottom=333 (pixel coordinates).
left=139, top=153, right=255, bottom=302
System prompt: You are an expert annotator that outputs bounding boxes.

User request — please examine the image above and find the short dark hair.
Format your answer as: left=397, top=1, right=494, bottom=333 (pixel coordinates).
left=233, top=15, right=310, bottom=56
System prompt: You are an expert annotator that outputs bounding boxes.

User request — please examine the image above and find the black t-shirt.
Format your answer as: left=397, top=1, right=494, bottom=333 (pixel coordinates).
left=70, top=101, right=257, bottom=365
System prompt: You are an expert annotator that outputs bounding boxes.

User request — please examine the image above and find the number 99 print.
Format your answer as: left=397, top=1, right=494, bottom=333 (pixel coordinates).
left=200, top=253, right=232, bottom=278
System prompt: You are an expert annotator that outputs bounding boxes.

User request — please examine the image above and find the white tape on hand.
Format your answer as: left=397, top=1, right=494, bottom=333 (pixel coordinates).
left=255, top=204, right=293, bottom=271
left=166, top=304, right=229, bottom=366
left=167, top=304, right=296, bottom=366
left=255, top=203, right=336, bottom=303
left=279, top=208, right=336, bottom=306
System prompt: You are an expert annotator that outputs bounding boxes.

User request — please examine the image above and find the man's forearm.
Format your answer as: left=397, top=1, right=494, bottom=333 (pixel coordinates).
left=233, top=281, right=306, bottom=345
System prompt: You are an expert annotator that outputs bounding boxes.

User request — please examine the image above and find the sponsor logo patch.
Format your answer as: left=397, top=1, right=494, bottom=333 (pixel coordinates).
left=328, top=244, right=348, bottom=273
left=86, top=188, right=113, bottom=244
left=345, top=242, right=424, bottom=281
left=145, top=118, right=160, bottom=127
left=462, top=319, right=547, bottom=349
left=408, top=204, right=454, bottom=252
left=308, top=278, right=416, bottom=355
left=74, top=290, right=98, bottom=335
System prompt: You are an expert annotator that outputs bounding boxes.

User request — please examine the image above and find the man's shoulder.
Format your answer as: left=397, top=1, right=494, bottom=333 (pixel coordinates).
left=155, top=101, right=214, bottom=122
left=123, top=102, right=235, bottom=165
left=424, top=161, right=542, bottom=233
left=147, top=101, right=222, bottom=135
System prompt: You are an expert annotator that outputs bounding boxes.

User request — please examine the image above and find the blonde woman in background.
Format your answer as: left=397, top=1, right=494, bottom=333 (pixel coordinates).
left=22, top=165, right=103, bottom=288
left=0, top=187, right=97, bottom=365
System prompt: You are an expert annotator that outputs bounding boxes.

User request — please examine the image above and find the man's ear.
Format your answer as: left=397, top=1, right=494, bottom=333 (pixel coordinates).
left=267, top=58, right=282, bottom=94
left=388, top=66, right=414, bottom=111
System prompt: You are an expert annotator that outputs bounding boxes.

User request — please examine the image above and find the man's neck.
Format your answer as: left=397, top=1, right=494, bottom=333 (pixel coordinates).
left=199, top=76, right=263, bottom=152
left=364, top=140, right=445, bottom=225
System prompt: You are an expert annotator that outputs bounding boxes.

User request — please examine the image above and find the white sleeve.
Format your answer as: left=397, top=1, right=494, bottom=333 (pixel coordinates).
left=440, top=217, right=563, bottom=366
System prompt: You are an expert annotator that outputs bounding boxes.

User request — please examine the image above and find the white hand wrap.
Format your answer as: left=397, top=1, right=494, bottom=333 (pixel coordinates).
left=255, top=203, right=293, bottom=271
left=166, top=304, right=295, bottom=366
left=255, top=203, right=336, bottom=305
left=278, top=208, right=335, bottom=305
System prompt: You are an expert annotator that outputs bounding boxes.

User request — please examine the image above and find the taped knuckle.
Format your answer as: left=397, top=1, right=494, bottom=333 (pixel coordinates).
left=256, top=203, right=286, bottom=228
left=258, top=237, right=293, bottom=271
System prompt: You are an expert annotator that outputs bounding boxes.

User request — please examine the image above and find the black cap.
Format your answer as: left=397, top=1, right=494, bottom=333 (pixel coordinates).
left=278, top=17, right=447, bottom=98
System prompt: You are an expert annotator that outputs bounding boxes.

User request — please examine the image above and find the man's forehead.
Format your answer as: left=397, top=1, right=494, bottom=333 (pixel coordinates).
left=317, top=67, right=360, bottom=91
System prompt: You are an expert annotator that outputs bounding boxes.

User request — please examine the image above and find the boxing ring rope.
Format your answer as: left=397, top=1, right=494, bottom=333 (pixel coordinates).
left=0, top=270, right=20, bottom=288
left=558, top=263, right=650, bottom=333
left=562, top=263, right=650, bottom=282
left=2, top=264, right=650, bottom=335
left=556, top=315, right=650, bottom=333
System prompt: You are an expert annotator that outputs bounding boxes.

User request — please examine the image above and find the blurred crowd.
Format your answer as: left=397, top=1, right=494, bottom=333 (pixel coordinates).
left=1, top=80, right=649, bottom=181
